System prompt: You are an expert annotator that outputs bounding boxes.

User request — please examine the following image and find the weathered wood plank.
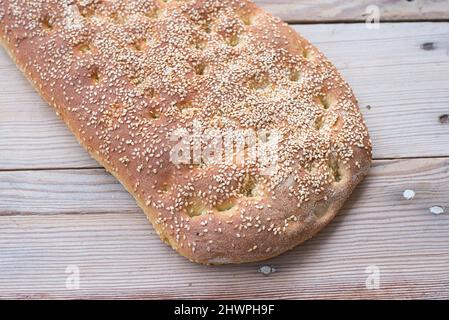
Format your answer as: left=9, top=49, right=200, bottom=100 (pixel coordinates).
left=0, top=158, right=448, bottom=299
left=255, top=0, right=449, bottom=23
left=1, top=23, right=449, bottom=170
left=0, top=169, right=135, bottom=215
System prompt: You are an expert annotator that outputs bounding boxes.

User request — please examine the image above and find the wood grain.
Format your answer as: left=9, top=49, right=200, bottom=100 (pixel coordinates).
left=1, top=23, right=449, bottom=170
left=1, top=8, right=448, bottom=300
left=255, top=0, right=449, bottom=23
left=0, top=158, right=448, bottom=299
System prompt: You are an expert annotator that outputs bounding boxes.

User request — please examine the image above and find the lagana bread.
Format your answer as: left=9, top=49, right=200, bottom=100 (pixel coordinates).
left=0, top=0, right=372, bottom=264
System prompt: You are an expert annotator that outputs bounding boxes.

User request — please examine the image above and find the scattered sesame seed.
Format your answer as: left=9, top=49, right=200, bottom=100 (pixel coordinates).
left=259, top=265, right=276, bottom=276
left=403, top=189, right=415, bottom=200
left=430, top=206, right=445, bottom=215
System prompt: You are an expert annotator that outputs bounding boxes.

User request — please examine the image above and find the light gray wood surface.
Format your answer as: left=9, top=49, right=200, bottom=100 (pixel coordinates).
left=255, top=0, right=449, bottom=23
left=1, top=4, right=448, bottom=300
left=0, top=159, right=448, bottom=299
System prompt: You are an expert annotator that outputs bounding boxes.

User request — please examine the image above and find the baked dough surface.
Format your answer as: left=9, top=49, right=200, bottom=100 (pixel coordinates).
left=0, top=0, right=371, bottom=264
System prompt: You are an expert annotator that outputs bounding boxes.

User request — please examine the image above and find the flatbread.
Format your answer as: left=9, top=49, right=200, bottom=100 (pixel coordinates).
left=0, top=0, right=372, bottom=264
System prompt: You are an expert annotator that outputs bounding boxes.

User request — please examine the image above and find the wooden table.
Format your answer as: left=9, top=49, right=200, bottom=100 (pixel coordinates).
left=1, top=0, right=449, bottom=300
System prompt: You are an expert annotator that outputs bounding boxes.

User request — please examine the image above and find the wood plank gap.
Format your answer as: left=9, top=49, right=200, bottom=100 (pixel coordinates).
left=374, top=155, right=449, bottom=161
left=286, top=19, right=449, bottom=25
left=0, top=166, right=103, bottom=173
left=2, top=156, right=449, bottom=173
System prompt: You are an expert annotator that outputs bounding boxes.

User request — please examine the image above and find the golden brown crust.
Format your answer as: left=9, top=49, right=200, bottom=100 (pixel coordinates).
left=0, top=0, right=371, bottom=264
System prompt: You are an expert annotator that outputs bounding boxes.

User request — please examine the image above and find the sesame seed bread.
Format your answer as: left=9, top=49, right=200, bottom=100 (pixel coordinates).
left=0, top=0, right=372, bottom=264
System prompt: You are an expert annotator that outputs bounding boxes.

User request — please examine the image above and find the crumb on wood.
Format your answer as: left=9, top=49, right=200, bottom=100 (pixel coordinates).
left=429, top=206, right=445, bottom=215
left=403, top=189, right=415, bottom=200
left=259, top=266, right=276, bottom=276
